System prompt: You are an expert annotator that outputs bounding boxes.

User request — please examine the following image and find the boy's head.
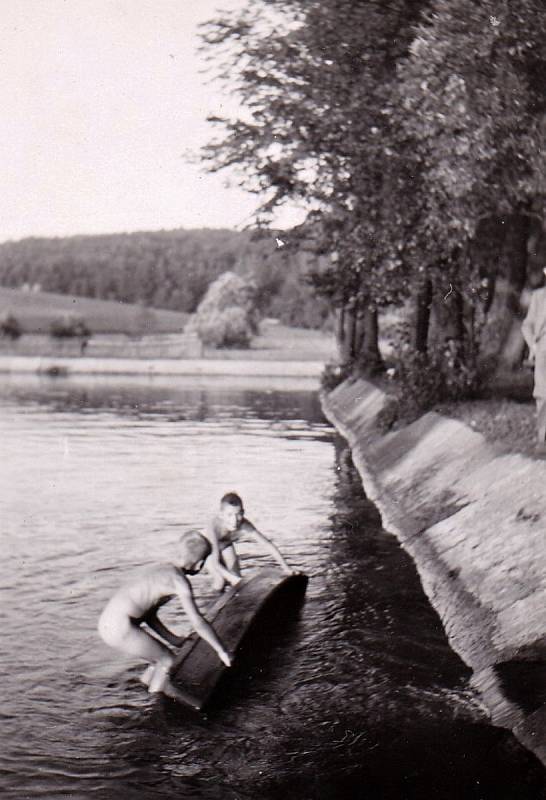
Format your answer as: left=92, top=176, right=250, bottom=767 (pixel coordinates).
left=179, top=530, right=211, bottom=574
left=219, top=492, right=244, bottom=532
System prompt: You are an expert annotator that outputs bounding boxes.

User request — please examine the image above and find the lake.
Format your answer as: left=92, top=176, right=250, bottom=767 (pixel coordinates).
left=0, top=374, right=543, bottom=799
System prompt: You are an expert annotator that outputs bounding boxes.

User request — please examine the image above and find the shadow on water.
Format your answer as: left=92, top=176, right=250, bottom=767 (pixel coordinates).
left=95, top=445, right=545, bottom=800
left=495, top=660, right=546, bottom=715
left=207, top=580, right=310, bottom=713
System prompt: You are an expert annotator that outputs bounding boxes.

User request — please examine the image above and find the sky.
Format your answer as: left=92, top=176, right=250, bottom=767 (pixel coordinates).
left=0, top=0, right=301, bottom=242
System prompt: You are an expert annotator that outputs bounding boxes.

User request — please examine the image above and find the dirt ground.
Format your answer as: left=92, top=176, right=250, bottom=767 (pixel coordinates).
left=435, top=370, right=543, bottom=459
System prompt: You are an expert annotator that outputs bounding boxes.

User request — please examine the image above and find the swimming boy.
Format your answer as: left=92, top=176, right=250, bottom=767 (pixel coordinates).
left=98, top=530, right=231, bottom=701
left=205, top=492, right=293, bottom=591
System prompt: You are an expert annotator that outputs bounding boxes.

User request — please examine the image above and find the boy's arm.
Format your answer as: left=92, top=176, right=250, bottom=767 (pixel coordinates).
left=173, top=573, right=232, bottom=666
left=243, top=519, right=292, bottom=573
left=205, top=523, right=241, bottom=586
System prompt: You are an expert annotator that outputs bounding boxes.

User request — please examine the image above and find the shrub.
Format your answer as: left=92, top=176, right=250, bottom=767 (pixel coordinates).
left=194, top=305, right=253, bottom=348
left=320, top=360, right=355, bottom=392
left=49, top=314, right=90, bottom=339
left=387, top=339, right=484, bottom=425
left=0, top=313, right=21, bottom=339
left=189, top=271, right=259, bottom=348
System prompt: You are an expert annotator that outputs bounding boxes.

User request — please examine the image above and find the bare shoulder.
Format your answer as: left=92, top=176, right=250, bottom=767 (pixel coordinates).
left=141, top=562, right=188, bottom=591
left=168, top=565, right=190, bottom=588
left=206, top=515, right=222, bottom=540
left=241, top=517, right=259, bottom=534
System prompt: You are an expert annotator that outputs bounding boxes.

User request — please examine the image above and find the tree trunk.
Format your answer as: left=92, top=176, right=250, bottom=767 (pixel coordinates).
left=336, top=306, right=347, bottom=361
left=434, top=284, right=465, bottom=352
left=497, top=212, right=532, bottom=369
left=414, top=277, right=433, bottom=353
left=357, top=305, right=383, bottom=374
left=337, top=303, right=356, bottom=364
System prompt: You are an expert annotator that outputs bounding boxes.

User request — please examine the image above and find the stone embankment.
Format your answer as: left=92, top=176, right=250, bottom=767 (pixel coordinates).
left=322, top=378, right=546, bottom=766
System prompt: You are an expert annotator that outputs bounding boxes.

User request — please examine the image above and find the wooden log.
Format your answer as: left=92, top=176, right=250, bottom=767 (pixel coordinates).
left=170, top=568, right=308, bottom=711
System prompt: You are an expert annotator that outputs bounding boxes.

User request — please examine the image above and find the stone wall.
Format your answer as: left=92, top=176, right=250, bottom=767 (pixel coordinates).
left=321, top=377, right=546, bottom=766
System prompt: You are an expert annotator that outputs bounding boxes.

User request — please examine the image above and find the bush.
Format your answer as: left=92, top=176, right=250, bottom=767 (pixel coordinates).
left=0, top=313, right=21, bottom=339
left=387, top=340, right=484, bottom=425
left=320, top=360, right=355, bottom=392
left=189, top=271, right=259, bottom=348
left=49, top=314, right=90, bottom=339
left=194, top=305, right=253, bottom=348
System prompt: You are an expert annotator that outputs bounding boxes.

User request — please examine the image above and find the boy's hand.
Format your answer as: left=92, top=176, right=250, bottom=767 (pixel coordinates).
left=219, top=649, right=232, bottom=667
left=228, top=574, right=242, bottom=587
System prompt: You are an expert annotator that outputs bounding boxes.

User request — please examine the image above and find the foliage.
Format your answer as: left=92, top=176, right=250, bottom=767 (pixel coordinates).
left=320, top=360, right=355, bottom=393
left=201, top=0, right=425, bottom=316
left=201, top=0, right=546, bottom=381
left=0, top=313, right=21, bottom=339
left=386, top=332, right=484, bottom=424
left=188, top=271, right=259, bottom=348
left=49, top=314, right=90, bottom=339
left=0, top=229, right=326, bottom=329
left=395, top=0, right=546, bottom=293
left=196, top=306, right=253, bottom=348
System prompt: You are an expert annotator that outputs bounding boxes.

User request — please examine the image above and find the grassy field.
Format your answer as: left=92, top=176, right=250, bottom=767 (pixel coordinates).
left=0, top=287, right=336, bottom=361
left=203, top=320, right=336, bottom=362
left=0, top=286, right=188, bottom=334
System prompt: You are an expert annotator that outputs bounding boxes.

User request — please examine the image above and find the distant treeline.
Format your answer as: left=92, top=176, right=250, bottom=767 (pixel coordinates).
left=0, top=229, right=330, bottom=329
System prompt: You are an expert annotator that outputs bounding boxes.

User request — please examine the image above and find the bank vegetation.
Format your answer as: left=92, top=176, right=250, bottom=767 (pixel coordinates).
left=200, top=0, right=545, bottom=412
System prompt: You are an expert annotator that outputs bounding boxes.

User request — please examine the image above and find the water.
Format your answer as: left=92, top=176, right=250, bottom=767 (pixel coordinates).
left=0, top=374, right=543, bottom=800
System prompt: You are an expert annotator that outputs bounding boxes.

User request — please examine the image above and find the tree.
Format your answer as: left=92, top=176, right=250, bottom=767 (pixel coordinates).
left=202, top=0, right=546, bottom=376
left=188, top=271, right=260, bottom=348
left=396, top=0, right=546, bottom=362
left=201, top=0, right=428, bottom=373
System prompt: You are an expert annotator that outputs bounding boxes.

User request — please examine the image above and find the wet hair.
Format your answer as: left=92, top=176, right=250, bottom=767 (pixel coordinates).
left=220, top=492, right=243, bottom=509
left=179, top=530, right=211, bottom=562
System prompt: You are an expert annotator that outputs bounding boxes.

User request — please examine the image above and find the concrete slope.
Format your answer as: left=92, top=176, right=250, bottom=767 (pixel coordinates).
left=322, top=378, right=546, bottom=766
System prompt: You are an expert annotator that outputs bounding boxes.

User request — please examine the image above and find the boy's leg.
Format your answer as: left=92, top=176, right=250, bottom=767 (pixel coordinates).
left=206, top=560, right=227, bottom=592
left=222, top=544, right=241, bottom=577
left=140, top=665, right=155, bottom=686
left=99, top=612, right=193, bottom=700
left=99, top=611, right=174, bottom=688
left=206, top=545, right=241, bottom=591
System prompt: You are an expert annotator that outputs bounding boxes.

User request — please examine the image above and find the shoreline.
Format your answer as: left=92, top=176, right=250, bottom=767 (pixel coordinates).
left=321, top=377, right=546, bottom=767
left=0, top=354, right=325, bottom=379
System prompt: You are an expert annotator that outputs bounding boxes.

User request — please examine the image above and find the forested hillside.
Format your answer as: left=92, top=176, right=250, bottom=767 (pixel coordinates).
left=0, top=229, right=330, bottom=329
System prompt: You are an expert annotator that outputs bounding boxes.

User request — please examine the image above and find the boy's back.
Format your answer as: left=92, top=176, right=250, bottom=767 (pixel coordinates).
left=102, top=563, right=179, bottom=620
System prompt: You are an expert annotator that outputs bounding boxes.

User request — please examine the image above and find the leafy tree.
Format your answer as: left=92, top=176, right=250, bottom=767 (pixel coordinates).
left=202, top=0, right=546, bottom=376
left=188, top=270, right=260, bottom=348
left=396, top=0, right=546, bottom=363
left=201, top=0, right=428, bottom=372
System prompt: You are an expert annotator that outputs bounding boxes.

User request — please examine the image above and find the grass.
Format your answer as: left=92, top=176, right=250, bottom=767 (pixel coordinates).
left=375, top=365, right=540, bottom=459
left=203, top=320, right=336, bottom=362
left=0, top=286, right=188, bottom=335
left=0, top=287, right=336, bottom=361
left=434, top=370, right=539, bottom=458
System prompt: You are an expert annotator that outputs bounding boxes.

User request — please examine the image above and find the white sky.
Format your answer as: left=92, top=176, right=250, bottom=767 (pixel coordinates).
left=0, top=0, right=302, bottom=242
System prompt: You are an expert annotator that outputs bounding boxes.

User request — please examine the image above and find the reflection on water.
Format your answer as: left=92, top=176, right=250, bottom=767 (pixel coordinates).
left=0, top=374, right=543, bottom=800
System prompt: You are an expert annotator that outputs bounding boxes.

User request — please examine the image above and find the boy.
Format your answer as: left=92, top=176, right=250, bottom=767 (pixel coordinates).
left=98, top=530, right=231, bottom=701
left=205, top=492, right=293, bottom=591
